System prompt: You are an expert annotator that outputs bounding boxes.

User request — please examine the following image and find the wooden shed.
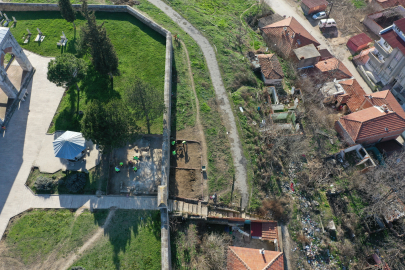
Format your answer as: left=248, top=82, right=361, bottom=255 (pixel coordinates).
left=301, top=0, right=328, bottom=15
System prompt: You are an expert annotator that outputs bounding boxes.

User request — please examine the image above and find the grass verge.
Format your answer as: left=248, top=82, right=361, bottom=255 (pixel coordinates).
left=136, top=2, right=235, bottom=198
left=70, top=210, right=161, bottom=270
left=1, top=208, right=109, bottom=266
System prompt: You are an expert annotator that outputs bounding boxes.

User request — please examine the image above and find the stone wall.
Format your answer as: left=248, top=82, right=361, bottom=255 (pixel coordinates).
left=0, top=3, right=173, bottom=269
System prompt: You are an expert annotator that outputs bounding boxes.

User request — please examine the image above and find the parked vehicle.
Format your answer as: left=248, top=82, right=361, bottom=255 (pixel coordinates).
left=312, top=11, right=327, bottom=20
left=318, top=18, right=337, bottom=28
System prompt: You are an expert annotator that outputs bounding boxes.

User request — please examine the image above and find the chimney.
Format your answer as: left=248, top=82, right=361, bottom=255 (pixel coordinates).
left=260, top=248, right=265, bottom=255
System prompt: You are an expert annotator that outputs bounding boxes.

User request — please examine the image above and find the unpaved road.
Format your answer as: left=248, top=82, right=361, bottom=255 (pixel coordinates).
left=265, top=0, right=373, bottom=94
left=147, top=0, right=249, bottom=208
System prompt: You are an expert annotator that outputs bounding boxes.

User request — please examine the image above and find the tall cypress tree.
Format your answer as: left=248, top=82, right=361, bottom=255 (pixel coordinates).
left=81, top=1, right=119, bottom=83
left=58, top=0, right=76, bottom=30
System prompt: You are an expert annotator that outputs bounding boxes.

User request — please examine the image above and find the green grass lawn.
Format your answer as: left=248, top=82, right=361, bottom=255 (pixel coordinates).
left=2, top=209, right=109, bottom=265
left=70, top=210, right=161, bottom=270
left=6, top=11, right=166, bottom=134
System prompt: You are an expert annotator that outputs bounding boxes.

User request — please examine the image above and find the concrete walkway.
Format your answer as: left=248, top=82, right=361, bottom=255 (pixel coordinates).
left=265, top=0, right=373, bottom=95
left=0, top=51, right=157, bottom=239
left=147, top=0, right=249, bottom=209
left=34, top=134, right=101, bottom=174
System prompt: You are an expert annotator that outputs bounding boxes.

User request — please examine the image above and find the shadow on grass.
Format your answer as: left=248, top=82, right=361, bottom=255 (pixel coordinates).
left=104, top=210, right=161, bottom=269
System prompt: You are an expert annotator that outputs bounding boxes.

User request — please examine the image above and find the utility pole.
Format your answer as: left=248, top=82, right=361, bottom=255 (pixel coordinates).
left=327, top=3, right=334, bottom=19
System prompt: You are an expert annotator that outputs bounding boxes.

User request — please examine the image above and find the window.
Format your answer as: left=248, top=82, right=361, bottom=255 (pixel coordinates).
left=297, top=39, right=301, bottom=45
left=387, top=65, right=393, bottom=71
left=384, top=41, right=389, bottom=47
left=395, top=52, right=402, bottom=61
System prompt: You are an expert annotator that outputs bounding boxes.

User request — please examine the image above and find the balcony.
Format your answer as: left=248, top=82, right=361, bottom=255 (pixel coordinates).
left=369, top=49, right=385, bottom=65
left=375, top=40, right=392, bottom=58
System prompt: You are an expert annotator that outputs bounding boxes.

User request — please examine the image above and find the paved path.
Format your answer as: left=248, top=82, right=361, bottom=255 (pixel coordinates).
left=147, top=0, right=249, bottom=208
left=0, top=51, right=157, bottom=239
left=265, top=0, right=373, bottom=94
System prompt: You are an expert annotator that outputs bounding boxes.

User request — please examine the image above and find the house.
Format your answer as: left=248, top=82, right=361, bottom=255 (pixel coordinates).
left=256, top=54, right=285, bottom=85
left=308, top=57, right=353, bottom=84
left=261, top=17, right=320, bottom=59
left=337, top=79, right=368, bottom=112
left=293, top=44, right=321, bottom=69
left=227, top=246, right=284, bottom=270
left=301, top=0, right=328, bottom=15
left=371, top=0, right=405, bottom=11
left=322, top=79, right=367, bottom=112
left=365, top=17, right=405, bottom=104
left=335, top=90, right=405, bottom=145
left=363, top=6, right=405, bottom=35
left=352, top=47, right=375, bottom=66
left=347, top=33, right=373, bottom=53
left=318, top=48, right=333, bottom=60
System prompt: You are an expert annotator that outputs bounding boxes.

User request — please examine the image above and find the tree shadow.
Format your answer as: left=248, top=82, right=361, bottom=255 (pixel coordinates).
left=103, top=209, right=161, bottom=269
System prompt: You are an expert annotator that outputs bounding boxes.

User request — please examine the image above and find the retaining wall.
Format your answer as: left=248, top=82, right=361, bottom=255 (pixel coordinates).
left=0, top=3, right=173, bottom=269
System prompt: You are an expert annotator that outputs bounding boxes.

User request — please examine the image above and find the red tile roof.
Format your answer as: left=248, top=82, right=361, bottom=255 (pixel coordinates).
left=375, top=0, right=405, bottom=9
left=347, top=33, right=372, bottom=52
left=261, top=17, right=320, bottom=47
left=353, top=47, right=374, bottom=66
left=318, top=49, right=333, bottom=60
left=301, top=0, right=328, bottom=8
left=314, top=58, right=352, bottom=78
left=339, top=79, right=367, bottom=112
left=395, top=18, right=405, bottom=33
left=228, top=246, right=284, bottom=270
left=381, top=29, right=405, bottom=55
left=262, top=222, right=278, bottom=241
left=338, top=90, right=405, bottom=142
left=362, top=90, right=405, bottom=119
left=257, top=54, right=285, bottom=80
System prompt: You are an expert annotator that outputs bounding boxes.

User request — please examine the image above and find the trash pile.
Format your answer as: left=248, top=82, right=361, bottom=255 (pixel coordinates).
left=295, top=196, right=339, bottom=269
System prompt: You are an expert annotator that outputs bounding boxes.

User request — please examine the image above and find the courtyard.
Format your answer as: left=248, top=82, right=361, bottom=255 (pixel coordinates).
left=109, top=135, right=163, bottom=195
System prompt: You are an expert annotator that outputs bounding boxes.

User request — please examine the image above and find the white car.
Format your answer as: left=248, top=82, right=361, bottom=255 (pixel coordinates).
left=312, top=11, right=327, bottom=20
left=318, top=18, right=337, bottom=28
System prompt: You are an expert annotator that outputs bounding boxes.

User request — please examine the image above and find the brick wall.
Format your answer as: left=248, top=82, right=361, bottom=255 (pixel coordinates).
left=262, top=27, right=296, bottom=59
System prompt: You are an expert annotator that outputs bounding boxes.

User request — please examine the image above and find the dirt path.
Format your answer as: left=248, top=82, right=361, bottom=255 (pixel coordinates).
left=58, top=208, right=116, bottom=270
left=179, top=39, right=209, bottom=199
left=147, top=0, right=249, bottom=209
left=264, top=0, right=373, bottom=94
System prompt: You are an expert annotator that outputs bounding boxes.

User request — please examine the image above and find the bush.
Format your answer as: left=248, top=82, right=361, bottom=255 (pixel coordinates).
left=65, top=173, right=87, bottom=193
left=34, top=176, right=54, bottom=190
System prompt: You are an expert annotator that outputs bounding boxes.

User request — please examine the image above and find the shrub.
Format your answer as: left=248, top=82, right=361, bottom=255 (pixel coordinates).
left=34, top=176, right=54, bottom=190
left=65, top=173, right=87, bottom=193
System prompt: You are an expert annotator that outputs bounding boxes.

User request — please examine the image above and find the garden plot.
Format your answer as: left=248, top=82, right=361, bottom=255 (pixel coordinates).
left=108, top=135, right=162, bottom=195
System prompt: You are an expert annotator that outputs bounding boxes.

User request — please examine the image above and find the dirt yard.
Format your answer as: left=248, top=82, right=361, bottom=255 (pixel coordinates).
left=169, top=168, right=202, bottom=199
left=108, top=135, right=162, bottom=195
left=170, top=141, right=201, bottom=168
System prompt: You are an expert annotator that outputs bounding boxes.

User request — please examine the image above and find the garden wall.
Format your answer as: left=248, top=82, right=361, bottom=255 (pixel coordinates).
left=0, top=3, right=173, bottom=269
